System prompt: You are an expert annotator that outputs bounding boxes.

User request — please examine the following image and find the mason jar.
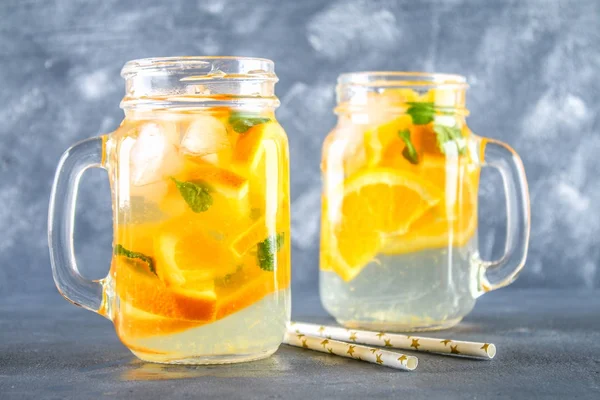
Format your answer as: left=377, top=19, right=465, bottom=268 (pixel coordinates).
left=320, top=72, right=529, bottom=331
left=49, top=57, right=291, bottom=364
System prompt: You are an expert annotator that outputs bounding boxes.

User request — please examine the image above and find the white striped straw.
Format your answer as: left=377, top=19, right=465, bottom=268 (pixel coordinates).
left=290, top=322, right=496, bottom=359
left=284, top=331, right=418, bottom=371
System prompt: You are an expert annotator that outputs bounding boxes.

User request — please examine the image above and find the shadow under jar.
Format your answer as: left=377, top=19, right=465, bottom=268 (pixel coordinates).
left=319, top=72, right=530, bottom=332
left=49, top=57, right=291, bottom=364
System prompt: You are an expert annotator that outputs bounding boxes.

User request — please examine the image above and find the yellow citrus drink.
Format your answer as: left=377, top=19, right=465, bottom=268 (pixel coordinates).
left=103, top=106, right=290, bottom=363
left=320, top=79, right=481, bottom=331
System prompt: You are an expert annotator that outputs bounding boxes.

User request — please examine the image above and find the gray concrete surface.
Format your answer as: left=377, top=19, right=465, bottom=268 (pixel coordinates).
left=1, top=288, right=599, bottom=399
left=1, top=0, right=600, bottom=299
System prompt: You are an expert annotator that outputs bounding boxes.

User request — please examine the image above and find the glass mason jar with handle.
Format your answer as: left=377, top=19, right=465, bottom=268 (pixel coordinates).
left=320, top=72, right=529, bottom=331
left=48, top=57, right=291, bottom=364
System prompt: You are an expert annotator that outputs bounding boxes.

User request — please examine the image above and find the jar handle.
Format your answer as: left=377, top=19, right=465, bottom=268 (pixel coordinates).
left=48, top=136, right=109, bottom=315
left=476, top=137, right=530, bottom=293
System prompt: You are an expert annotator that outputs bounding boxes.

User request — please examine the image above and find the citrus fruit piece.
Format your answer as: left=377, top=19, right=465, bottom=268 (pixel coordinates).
left=382, top=161, right=479, bottom=254
left=229, top=198, right=288, bottom=257
left=213, top=254, right=289, bottom=320
left=324, top=168, right=442, bottom=281
left=231, top=121, right=283, bottom=171
left=230, top=217, right=270, bottom=258
left=182, top=161, right=249, bottom=200
left=114, top=256, right=217, bottom=321
left=159, top=158, right=250, bottom=220
left=364, top=114, right=412, bottom=166
left=344, top=168, right=442, bottom=234
left=116, top=301, right=204, bottom=339
left=154, top=217, right=241, bottom=287
left=319, top=196, right=334, bottom=273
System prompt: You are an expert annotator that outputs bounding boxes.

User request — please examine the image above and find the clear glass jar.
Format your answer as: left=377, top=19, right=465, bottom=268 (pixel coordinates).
left=49, top=57, right=291, bottom=364
left=320, top=72, right=529, bottom=331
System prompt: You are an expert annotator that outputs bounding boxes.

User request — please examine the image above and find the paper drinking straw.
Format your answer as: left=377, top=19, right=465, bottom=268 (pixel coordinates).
left=283, top=331, right=418, bottom=371
left=289, top=322, right=496, bottom=359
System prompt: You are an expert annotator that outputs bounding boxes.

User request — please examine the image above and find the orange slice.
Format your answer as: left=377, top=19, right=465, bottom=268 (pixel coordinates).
left=116, top=301, right=203, bottom=339
left=154, top=216, right=240, bottom=287
left=230, top=217, right=269, bottom=258
left=364, top=115, right=412, bottom=166
left=159, top=158, right=250, bottom=220
left=229, top=201, right=289, bottom=257
left=382, top=160, right=479, bottom=254
left=213, top=254, right=290, bottom=320
left=231, top=122, right=283, bottom=171
left=114, top=256, right=217, bottom=321
left=323, top=168, right=441, bottom=281
left=182, top=160, right=249, bottom=200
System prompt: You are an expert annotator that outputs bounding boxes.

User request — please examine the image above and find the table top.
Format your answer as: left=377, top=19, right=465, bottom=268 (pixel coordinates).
left=1, top=288, right=599, bottom=399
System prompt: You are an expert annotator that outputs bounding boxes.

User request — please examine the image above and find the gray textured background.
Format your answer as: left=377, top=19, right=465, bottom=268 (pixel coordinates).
left=1, top=0, right=599, bottom=300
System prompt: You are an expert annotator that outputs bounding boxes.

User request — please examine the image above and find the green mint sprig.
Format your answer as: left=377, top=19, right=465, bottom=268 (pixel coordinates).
left=171, top=178, right=213, bottom=213
left=433, top=125, right=467, bottom=155
left=229, top=113, right=271, bottom=134
left=114, top=244, right=156, bottom=275
left=405, top=102, right=466, bottom=156
left=398, top=129, right=419, bottom=164
left=257, top=233, right=285, bottom=271
left=406, top=102, right=436, bottom=125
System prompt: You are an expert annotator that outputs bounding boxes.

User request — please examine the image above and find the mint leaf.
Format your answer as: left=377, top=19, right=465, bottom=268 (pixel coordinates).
left=406, top=102, right=435, bottom=125
left=433, top=124, right=466, bottom=155
left=229, top=113, right=271, bottom=133
left=398, top=129, right=419, bottom=164
left=257, top=232, right=285, bottom=271
left=114, top=244, right=156, bottom=275
left=171, top=178, right=213, bottom=213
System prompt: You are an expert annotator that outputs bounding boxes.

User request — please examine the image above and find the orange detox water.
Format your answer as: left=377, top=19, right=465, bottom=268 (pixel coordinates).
left=103, top=107, right=291, bottom=363
left=320, top=80, right=481, bottom=331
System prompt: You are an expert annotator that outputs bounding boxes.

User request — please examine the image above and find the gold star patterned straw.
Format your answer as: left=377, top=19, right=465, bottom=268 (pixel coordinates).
left=289, top=323, right=496, bottom=359
left=283, top=332, right=418, bottom=371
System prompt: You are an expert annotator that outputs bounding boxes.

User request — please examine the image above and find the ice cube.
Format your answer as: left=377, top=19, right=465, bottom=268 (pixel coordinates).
left=180, top=116, right=230, bottom=157
left=129, top=180, right=169, bottom=202
left=129, top=122, right=183, bottom=186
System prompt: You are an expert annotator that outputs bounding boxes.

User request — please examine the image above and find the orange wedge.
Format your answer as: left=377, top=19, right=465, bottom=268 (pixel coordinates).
left=323, top=168, right=442, bottom=281
left=154, top=216, right=241, bottom=287
left=182, top=160, right=249, bottom=200
left=382, top=161, right=479, bottom=254
left=232, top=122, right=283, bottom=171
left=364, top=115, right=412, bottom=166
left=114, top=256, right=217, bottom=321
left=214, top=266, right=273, bottom=320
left=213, top=254, right=290, bottom=320
left=159, top=158, right=250, bottom=221
left=116, top=302, right=204, bottom=339
left=230, top=217, right=270, bottom=258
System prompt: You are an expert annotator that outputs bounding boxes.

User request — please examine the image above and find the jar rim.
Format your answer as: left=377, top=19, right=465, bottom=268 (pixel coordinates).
left=120, top=56, right=279, bottom=110
left=121, top=56, right=277, bottom=80
left=337, top=71, right=468, bottom=89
